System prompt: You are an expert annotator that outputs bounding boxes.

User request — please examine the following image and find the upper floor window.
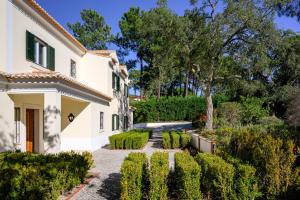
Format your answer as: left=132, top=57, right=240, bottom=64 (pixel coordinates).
left=124, top=84, right=129, bottom=97
left=26, top=31, right=55, bottom=70
left=112, top=72, right=120, bottom=91
left=70, top=60, right=76, bottom=78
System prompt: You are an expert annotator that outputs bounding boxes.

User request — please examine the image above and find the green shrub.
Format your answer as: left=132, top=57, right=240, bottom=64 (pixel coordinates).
left=240, top=97, right=269, bottom=124
left=216, top=102, right=242, bottom=127
left=132, top=96, right=206, bottom=123
left=223, top=154, right=261, bottom=200
left=120, top=153, right=148, bottom=200
left=109, top=130, right=151, bottom=149
left=149, top=152, right=169, bottom=200
left=170, top=132, right=180, bottom=149
left=180, top=133, right=191, bottom=149
left=195, top=153, right=235, bottom=200
left=0, top=151, right=93, bottom=200
left=174, top=152, right=201, bottom=199
left=228, top=127, right=296, bottom=199
left=162, top=132, right=171, bottom=149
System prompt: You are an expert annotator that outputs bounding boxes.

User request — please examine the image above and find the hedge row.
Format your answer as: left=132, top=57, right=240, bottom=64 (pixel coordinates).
left=120, top=153, right=148, bottom=200
left=162, top=131, right=191, bottom=149
left=132, top=96, right=206, bottom=123
left=109, top=129, right=152, bottom=149
left=149, top=152, right=169, bottom=200
left=195, top=153, right=260, bottom=200
left=0, top=151, right=93, bottom=200
left=174, top=152, right=201, bottom=199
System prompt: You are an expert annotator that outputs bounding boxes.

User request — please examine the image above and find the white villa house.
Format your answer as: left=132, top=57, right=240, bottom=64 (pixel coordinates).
left=0, top=0, right=132, bottom=153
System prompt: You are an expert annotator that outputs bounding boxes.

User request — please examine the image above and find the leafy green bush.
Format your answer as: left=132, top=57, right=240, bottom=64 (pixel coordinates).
left=195, top=153, right=235, bottom=200
left=132, top=96, right=206, bottom=123
left=149, top=152, right=169, bottom=200
left=109, top=130, right=151, bottom=149
left=120, top=153, right=148, bottom=200
left=162, top=132, right=171, bottom=149
left=180, top=133, right=191, bottom=149
left=240, top=97, right=269, bottom=124
left=216, top=102, right=242, bottom=127
left=174, top=152, right=201, bottom=199
left=227, top=127, right=296, bottom=199
left=170, top=132, right=180, bottom=148
left=0, top=151, right=93, bottom=200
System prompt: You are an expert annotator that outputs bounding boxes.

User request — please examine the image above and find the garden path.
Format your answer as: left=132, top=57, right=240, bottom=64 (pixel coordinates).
left=71, top=122, right=192, bottom=200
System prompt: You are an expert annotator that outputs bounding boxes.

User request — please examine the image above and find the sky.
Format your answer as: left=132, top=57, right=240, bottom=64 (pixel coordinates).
left=36, top=0, right=300, bottom=40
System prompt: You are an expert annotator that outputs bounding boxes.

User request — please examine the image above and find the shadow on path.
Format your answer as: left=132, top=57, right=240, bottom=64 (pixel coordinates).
left=97, top=173, right=120, bottom=200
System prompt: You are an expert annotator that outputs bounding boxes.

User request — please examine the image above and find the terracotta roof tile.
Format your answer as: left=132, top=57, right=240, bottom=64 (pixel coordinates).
left=1, top=71, right=112, bottom=101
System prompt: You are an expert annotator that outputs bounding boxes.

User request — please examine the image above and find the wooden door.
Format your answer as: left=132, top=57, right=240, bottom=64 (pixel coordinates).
left=26, top=109, right=34, bottom=152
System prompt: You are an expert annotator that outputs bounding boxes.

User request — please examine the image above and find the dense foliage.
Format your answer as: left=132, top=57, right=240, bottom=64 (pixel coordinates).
left=174, top=152, right=201, bottom=200
left=162, top=131, right=191, bottom=149
left=109, top=129, right=152, bottom=149
left=120, top=153, right=148, bottom=200
left=0, top=151, right=93, bottom=200
left=149, top=152, right=169, bottom=200
left=132, top=96, right=206, bottom=123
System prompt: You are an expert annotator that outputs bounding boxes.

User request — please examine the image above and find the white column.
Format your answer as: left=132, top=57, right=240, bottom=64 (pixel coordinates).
left=35, top=41, right=39, bottom=64
left=43, top=92, right=61, bottom=153
left=42, top=46, right=47, bottom=67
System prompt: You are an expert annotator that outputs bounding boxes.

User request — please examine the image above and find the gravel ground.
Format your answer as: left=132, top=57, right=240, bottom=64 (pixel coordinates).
left=72, top=123, right=192, bottom=200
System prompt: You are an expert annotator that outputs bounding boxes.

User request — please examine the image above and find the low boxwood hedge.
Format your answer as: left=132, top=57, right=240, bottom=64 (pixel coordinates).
left=174, top=152, right=201, bottom=199
left=162, top=132, right=171, bottom=149
left=162, top=131, right=191, bottom=149
left=120, top=153, right=148, bottom=200
left=109, top=129, right=152, bottom=149
left=195, top=153, right=235, bottom=200
left=149, top=152, right=169, bottom=200
left=0, top=151, right=93, bottom=200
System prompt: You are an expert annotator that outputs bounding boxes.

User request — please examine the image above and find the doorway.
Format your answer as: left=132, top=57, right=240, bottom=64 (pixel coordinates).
left=26, top=109, right=34, bottom=152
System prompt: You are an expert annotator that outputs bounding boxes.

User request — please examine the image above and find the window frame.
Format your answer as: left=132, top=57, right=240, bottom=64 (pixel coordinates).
left=70, top=59, right=77, bottom=78
left=100, top=112, right=104, bottom=131
left=14, top=107, right=21, bottom=144
left=112, top=72, right=120, bottom=91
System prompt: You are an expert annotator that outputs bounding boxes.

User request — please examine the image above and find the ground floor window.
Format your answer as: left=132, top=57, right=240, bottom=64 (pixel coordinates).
left=124, top=115, right=129, bottom=129
left=14, top=107, right=20, bottom=143
left=100, top=112, right=104, bottom=131
left=112, top=114, right=119, bottom=131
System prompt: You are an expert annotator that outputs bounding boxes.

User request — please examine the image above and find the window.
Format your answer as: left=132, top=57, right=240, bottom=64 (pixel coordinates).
left=112, top=114, right=119, bottom=131
left=14, top=107, right=20, bottom=144
left=112, top=72, right=120, bottom=91
left=70, top=60, right=76, bottom=78
left=124, top=84, right=129, bottom=97
left=26, top=31, right=55, bottom=70
left=100, top=112, right=104, bottom=131
left=124, top=116, right=129, bottom=130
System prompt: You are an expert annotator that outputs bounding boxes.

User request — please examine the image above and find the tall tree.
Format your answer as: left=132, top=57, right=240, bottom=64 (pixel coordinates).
left=276, top=0, right=300, bottom=21
left=191, top=0, right=280, bottom=130
left=67, top=9, right=113, bottom=50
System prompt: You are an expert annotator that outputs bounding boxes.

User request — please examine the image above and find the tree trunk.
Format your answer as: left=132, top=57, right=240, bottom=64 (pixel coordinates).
left=205, top=85, right=213, bottom=131
left=184, top=71, right=189, bottom=97
left=140, top=57, right=143, bottom=98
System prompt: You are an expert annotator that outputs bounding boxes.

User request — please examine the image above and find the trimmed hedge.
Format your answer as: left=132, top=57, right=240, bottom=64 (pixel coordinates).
left=162, top=132, right=171, bottom=149
left=120, top=153, right=148, bottom=200
left=174, top=152, right=201, bottom=199
left=162, top=131, right=191, bottom=149
left=0, top=151, right=93, bottom=200
left=109, top=129, right=152, bottom=149
left=132, top=96, right=206, bottom=123
left=195, top=153, right=235, bottom=200
left=170, top=132, right=180, bottom=148
left=149, top=152, right=169, bottom=200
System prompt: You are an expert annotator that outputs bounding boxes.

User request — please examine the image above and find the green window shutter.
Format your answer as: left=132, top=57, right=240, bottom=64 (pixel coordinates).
left=116, top=115, right=119, bottom=130
left=117, top=76, right=120, bottom=91
left=26, top=31, right=35, bottom=62
left=47, top=46, right=55, bottom=71
left=112, top=115, right=115, bottom=131
left=112, top=73, right=115, bottom=89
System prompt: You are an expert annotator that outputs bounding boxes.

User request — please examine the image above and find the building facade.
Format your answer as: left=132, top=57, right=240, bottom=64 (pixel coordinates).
left=0, top=0, right=132, bottom=153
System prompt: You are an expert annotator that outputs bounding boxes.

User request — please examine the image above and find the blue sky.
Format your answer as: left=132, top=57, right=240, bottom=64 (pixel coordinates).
left=37, top=0, right=300, bottom=38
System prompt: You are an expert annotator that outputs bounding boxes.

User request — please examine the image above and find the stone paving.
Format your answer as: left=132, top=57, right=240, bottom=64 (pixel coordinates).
left=72, top=123, right=192, bottom=200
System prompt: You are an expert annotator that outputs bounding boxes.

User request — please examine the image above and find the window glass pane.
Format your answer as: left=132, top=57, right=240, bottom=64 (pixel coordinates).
left=14, top=107, right=20, bottom=143
left=71, top=60, right=76, bottom=78
left=100, top=112, right=104, bottom=130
